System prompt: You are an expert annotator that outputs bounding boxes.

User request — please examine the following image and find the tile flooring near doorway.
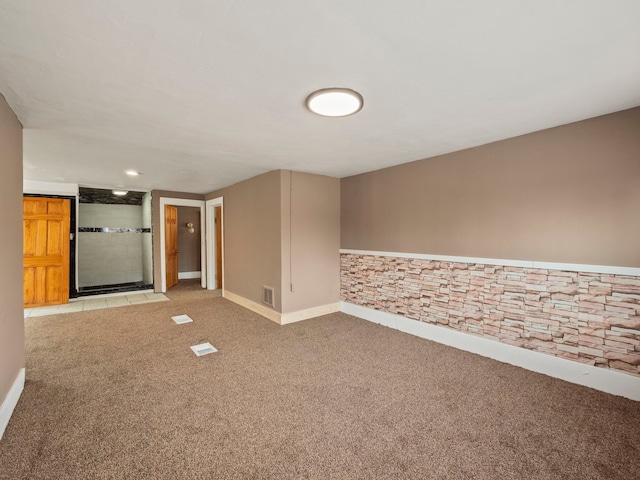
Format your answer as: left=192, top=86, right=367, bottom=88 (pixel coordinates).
left=24, top=291, right=169, bottom=318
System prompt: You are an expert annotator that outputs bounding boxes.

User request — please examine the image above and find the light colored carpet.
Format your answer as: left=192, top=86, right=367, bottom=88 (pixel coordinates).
left=1, top=280, right=639, bottom=479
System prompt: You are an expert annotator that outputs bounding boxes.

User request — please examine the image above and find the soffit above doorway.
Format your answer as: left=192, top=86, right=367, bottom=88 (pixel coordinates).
left=79, top=187, right=146, bottom=206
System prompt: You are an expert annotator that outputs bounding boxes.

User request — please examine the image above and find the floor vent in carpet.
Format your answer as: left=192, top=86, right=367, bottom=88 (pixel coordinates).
left=190, top=342, right=218, bottom=356
left=172, top=314, right=193, bottom=324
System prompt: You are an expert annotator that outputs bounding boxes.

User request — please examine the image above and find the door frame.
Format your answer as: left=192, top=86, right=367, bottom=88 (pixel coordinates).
left=159, top=197, right=206, bottom=292
left=205, top=197, right=224, bottom=292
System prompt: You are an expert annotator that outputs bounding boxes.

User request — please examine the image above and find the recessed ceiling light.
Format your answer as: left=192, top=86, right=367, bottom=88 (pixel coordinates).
left=306, top=88, right=364, bottom=117
left=125, top=170, right=141, bottom=176
left=112, top=190, right=128, bottom=196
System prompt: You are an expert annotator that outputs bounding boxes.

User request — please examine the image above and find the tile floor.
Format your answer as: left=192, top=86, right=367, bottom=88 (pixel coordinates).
left=24, top=291, right=169, bottom=318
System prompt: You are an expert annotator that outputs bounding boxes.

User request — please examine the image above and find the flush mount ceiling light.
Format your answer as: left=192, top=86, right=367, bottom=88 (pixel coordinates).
left=306, top=88, right=364, bottom=117
left=112, top=190, right=128, bottom=196
left=125, top=170, right=141, bottom=176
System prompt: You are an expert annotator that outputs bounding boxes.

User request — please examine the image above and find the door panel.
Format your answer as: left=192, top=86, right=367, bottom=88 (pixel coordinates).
left=165, top=205, right=178, bottom=289
left=23, top=197, right=70, bottom=307
left=46, top=266, right=63, bottom=300
left=23, top=267, right=36, bottom=306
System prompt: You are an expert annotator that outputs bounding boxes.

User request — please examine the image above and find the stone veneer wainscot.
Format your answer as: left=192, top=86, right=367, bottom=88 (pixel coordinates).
left=340, top=254, right=640, bottom=377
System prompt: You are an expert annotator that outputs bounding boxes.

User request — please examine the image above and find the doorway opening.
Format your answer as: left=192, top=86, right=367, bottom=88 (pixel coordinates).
left=177, top=206, right=203, bottom=282
left=164, top=204, right=204, bottom=289
left=159, top=198, right=207, bottom=292
left=76, top=187, right=153, bottom=297
left=205, top=197, right=224, bottom=292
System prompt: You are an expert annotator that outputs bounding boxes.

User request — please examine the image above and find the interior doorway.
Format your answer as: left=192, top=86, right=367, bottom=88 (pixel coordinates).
left=159, top=198, right=206, bottom=292
left=164, top=205, right=203, bottom=290
left=205, top=197, right=224, bottom=292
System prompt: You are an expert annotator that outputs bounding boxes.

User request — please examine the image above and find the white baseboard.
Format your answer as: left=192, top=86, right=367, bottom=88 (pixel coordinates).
left=178, top=271, right=201, bottom=280
left=0, top=368, right=25, bottom=440
left=223, top=290, right=281, bottom=324
left=341, top=302, right=640, bottom=402
left=281, top=302, right=341, bottom=325
left=223, top=290, right=340, bottom=325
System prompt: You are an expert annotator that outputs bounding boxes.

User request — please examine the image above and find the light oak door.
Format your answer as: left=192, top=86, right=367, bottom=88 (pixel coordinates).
left=165, top=205, right=178, bottom=290
left=215, top=206, right=222, bottom=289
left=23, top=197, right=71, bottom=307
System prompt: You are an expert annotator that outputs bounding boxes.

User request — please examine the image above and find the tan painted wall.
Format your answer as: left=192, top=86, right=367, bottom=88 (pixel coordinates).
left=206, top=170, right=341, bottom=315
left=176, top=206, right=201, bottom=273
left=151, top=190, right=204, bottom=291
left=0, top=95, right=24, bottom=403
left=206, top=171, right=283, bottom=310
left=281, top=172, right=340, bottom=314
left=341, top=107, right=640, bottom=268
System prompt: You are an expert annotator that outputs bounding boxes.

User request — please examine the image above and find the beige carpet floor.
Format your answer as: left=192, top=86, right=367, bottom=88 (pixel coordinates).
left=1, top=279, right=639, bottom=479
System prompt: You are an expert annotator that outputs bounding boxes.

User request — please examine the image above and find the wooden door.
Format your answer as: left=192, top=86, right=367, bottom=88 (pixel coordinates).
left=165, top=205, right=178, bottom=289
left=23, top=197, right=71, bottom=307
left=215, top=206, right=222, bottom=289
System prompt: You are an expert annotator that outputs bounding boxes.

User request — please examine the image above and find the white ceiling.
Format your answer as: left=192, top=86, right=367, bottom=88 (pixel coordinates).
left=1, top=0, right=639, bottom=194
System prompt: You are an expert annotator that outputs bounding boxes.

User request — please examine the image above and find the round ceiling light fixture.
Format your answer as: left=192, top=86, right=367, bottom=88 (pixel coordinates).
left=306, top=88, right=364, bottom=117
left=125, top=170, right=141, bottom=176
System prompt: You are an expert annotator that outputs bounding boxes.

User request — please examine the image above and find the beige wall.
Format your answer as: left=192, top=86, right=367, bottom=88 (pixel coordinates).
left=176, top=206, right=201, bottom=273
left=341, top=107, right=640, bottom=268
left=281, top=171, right=340, bottom=314
left=206, top=171, right=283, bottom=309
left=151, top=190, right=204, bottom=290
left=206, top=170, right=341, bottom=316
left=0, top=95, right=24, bottom=404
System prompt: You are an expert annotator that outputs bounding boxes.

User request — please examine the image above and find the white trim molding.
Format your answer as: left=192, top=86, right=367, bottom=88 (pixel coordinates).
left=178, top=271, right=201, bottom=280
left=341, top=302, right=640, bottom=402
left=205, top=197, right=224, bottom=293
left=23, top=180, right=78, bottom=196
left=339, top=249, right=640, bottom=277
left=281, top=303, right=341, bottom=325
left=223, top=290, right=339, bottom=325
left=0, top=368, right=25, bottom=440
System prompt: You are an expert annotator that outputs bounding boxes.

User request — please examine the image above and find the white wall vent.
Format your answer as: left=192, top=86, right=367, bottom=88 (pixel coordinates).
left=263, top=286, right=275, bottom=307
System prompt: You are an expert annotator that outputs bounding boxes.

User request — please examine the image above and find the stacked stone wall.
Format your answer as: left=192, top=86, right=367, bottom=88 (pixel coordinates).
left=340, top=254, right=640, bottom=376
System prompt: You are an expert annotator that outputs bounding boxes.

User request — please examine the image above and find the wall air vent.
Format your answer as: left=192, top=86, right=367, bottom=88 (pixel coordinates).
left=263, top=286, right=275, bottom=307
